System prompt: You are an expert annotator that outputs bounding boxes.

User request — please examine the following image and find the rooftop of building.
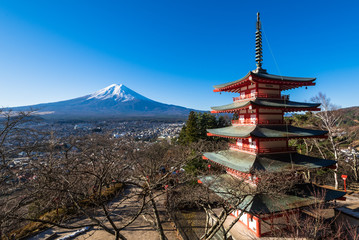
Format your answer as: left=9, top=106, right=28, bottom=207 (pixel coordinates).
left=203, top=150, right=336, bottom=173
left=207, top=125, right=328, bottom=139
left=211, top=98, right=320, bottom=113
left=199, top=174, right=346, bottom=215
left=213, top=71, right=316, bottom=92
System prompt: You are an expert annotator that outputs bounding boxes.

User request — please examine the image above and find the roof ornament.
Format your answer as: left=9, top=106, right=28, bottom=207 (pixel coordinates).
left=254, top=12, right=266, bottom=73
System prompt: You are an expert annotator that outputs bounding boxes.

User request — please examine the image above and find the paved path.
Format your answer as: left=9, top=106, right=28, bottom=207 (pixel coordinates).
left=29, top=186, right=180, bottom=240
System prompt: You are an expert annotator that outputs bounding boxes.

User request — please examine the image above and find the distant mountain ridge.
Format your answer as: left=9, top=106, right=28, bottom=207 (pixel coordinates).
left=10, top=84, right=196, bottom=120
left=338, top=106, right=359, bottom=127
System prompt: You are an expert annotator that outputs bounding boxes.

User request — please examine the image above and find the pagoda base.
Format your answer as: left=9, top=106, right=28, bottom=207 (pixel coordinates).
left=198, top=174, right=346, bottom=238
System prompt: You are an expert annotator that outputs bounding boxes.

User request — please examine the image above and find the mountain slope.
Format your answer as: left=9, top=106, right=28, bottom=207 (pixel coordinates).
left=338, top=106, right=359, bottom=127
left=11, top=84, right=195, bottom=119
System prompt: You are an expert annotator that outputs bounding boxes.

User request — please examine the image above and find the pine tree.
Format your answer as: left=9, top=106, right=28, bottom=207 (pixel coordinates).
left=178, top=112, right=230, bottom=144
left=217, top=116, right=227, bottom=128
left=184, top=111, right=199, bottom=144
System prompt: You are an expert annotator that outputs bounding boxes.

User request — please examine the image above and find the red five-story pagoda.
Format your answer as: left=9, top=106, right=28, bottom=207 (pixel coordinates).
left=200, top=13, right=346, bottom=238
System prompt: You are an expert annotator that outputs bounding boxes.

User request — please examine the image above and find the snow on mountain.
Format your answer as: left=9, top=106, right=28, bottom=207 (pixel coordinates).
left=10, top=83, right=196, bottom=119
left=87, top=84, right=150, bottom=102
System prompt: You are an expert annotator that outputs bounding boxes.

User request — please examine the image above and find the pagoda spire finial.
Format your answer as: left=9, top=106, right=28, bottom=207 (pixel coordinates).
left=255, top=12, right=265, bottom=73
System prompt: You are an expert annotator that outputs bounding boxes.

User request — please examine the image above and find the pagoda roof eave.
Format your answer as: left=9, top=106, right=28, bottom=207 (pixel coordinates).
left=255, top=71, right=316, bottom=82
left=213, top=72, right=252, bottom=92
left=211, top=107, right=321, bottom=114
left=204, top=151, right=256, bottom=173
left=213, top=71, right=316, bottom=92
left=207, top=125, right=328, bottom=139
left=199, top=174, right=346, bottom=215
left=203, top=150, right=337, bottom=173
left=210, top=99, right=321, bottom=113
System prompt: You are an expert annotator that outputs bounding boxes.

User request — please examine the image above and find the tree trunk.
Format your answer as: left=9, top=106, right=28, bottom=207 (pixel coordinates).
left=353, top=153, right=358, bottom=182
left=328, top=134, right=340, bottom=189
left=334, top=163, right=339, bottom=190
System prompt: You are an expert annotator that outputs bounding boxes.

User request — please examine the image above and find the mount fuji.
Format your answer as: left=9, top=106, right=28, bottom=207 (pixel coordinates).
left=11, top=84, right=196, bottom=120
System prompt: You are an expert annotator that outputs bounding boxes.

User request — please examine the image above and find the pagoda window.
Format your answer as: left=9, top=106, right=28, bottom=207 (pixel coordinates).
left=249, top=139, right=257, bottom=149
left=239, top=92, right=244, bottom=99
left=239, top=115, right=245, bottom=122
left=243, top=139, right=249, bottom=147
left=250, top=89, right=256, bottom=98
left=250, top=114, right=257, bottom=124
left=237, top=139, right=243, bottom=147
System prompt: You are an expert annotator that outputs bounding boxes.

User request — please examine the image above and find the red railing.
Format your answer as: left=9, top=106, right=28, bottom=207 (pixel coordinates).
left=232, top=119, right=284, bottom=125
left=232, top=119, right=257, bottom=125
left=229, top=144, right=296, bottom=153
left=233, top=93, right=289, bottom=102
left=229, top=144, right=256, bottom=153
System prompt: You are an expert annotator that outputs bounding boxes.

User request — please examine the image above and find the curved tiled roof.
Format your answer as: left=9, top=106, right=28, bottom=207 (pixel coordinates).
left=199, top=174, right=346, bottom=214
left=255, top=72, right=316, bottom=82
left=207, top=125, right=327, bottom=138
left=203, top=150, right=336, bottom=173
left=211, top=99, right=320, bottom=112
left=213, top=71, right=316, bottom=91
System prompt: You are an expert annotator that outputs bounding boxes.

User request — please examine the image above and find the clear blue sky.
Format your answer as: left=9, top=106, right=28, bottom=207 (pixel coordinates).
left=0, top=0, right=358, bottom=110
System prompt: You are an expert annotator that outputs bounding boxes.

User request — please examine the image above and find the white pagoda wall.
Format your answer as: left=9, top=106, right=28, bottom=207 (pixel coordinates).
left=232, top=209, right=248, bottom=225
left=248, top=217, right=258, bottom=232
left=231, top=210, right=259, bottom=236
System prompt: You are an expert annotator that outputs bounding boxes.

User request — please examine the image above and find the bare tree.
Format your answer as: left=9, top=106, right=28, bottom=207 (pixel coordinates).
left=3, top=132, right=196, bottom=240
left=311, top=93, right=343, bottom=189
left=168, top=166, right=304, bottom=240
left=0, top=110, right=37, bottom=238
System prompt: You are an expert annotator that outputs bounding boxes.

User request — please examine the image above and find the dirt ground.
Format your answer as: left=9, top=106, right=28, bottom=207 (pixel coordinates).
left=28, top=186, right=181, bottom=240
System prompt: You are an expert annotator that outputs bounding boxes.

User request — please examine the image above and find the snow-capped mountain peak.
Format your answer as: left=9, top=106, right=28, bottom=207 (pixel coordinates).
left=10, top=83, right=195, bottom=119
left=87, top=84, right=149, bottom=102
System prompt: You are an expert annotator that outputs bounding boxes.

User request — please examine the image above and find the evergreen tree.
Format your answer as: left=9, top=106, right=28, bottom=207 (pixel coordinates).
left=184, top=111, right=199, bottom=144
left=217, top=116, right=227, bottom=128
left=178, top=112, right=230, bottom=144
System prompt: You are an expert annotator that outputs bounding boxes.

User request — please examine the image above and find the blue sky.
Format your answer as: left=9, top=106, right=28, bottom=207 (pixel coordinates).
left=0, top=0, right=358, bottom=110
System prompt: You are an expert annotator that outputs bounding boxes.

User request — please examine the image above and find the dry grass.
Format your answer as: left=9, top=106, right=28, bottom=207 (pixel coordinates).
left=4, top=183, right=123, bottom=240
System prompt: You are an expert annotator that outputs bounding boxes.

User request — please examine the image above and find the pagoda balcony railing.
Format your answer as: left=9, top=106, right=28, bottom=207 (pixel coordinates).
left=232, top=119, right=284, bottom=125
left=229, top=144, right=297, bottom=153
left=233, top=93, right=289, bottom=102
left=232, top=119, right=257, bottom=125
